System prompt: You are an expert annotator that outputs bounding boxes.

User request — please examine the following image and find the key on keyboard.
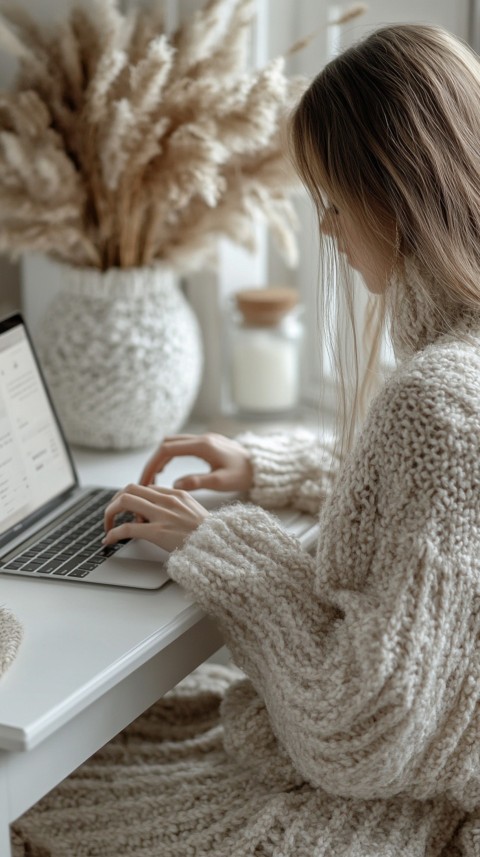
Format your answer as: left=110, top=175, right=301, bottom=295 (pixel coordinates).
left=3, top=489, right=133, bottom=579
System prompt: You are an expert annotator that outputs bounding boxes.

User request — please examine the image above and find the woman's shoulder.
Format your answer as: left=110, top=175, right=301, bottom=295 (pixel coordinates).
left=363, top=325, right=480, bottom=456
left=382, top=323, right=480, bottom=408
left=410, top=318, right=480, bottom=375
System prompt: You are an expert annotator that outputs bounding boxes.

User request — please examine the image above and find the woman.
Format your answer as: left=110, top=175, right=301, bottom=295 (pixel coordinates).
left=14, top=23, right=480, bottom=857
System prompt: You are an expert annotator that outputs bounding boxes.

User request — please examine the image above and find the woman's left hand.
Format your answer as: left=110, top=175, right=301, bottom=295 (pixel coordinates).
left=103, top=484, right=209, bottom=553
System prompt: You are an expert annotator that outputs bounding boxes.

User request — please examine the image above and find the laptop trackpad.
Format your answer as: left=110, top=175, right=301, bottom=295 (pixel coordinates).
left=96, top=540, right=170, bottom=589
left=117, top=539, right=170, bottom=564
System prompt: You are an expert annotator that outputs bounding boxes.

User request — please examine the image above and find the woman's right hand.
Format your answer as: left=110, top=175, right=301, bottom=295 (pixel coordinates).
left=140, top=432, right=254, bottom=493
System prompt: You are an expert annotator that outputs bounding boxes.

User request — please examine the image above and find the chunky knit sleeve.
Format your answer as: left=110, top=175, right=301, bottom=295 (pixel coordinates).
left=168, top=342, right=480, bottom=808
left=236, top=428, right=340, bottom=514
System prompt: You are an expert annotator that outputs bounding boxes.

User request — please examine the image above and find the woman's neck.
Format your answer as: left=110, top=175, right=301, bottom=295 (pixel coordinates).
left=386, top=257, right=478, bottom=361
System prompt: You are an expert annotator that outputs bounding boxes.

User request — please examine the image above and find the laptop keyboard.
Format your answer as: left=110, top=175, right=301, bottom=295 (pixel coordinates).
left=2, top=489, right=132, bottom=580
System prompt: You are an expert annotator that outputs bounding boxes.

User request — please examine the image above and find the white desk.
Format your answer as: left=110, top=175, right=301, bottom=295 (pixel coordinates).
left=0, top=446, right=225, bottom=856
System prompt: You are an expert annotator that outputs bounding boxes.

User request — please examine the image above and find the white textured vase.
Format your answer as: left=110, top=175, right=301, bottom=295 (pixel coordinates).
left=34, top=260, right=203, bottom=450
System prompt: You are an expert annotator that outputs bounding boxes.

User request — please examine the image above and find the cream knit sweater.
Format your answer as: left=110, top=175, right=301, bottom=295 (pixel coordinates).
left=12, top=271, right=480, bottom=856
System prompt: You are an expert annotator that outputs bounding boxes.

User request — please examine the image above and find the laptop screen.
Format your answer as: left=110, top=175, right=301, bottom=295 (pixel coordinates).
left=0, top=317, right=76, bottom=537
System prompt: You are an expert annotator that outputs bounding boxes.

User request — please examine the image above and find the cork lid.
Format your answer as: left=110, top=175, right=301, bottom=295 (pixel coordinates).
left=235, top=287, right=299, bottom=327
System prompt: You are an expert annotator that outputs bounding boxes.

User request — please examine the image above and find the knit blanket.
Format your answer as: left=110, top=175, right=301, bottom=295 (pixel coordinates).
left=11, top=663, right=479, bottom=857
left=0, top=606, right=22, bottom=678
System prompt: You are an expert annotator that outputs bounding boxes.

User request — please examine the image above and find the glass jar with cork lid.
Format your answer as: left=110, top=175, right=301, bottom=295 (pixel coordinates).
left=226, top=286, right=303, bottom=417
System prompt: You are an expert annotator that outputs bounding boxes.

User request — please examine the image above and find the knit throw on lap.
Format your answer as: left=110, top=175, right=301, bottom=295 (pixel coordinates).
left=12, top=262, right=480, bottom=856
left=10, top=664, right=477, bottom=857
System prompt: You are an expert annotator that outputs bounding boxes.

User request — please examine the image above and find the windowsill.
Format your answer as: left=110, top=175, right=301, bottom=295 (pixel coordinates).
left=186, top=402, right=334, bottom=439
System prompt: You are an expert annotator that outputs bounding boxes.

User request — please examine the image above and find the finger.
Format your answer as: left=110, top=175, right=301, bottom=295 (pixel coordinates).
left=140, top=438, right=212, bottom=485
left=104, top=484, right=189, bottom=529
left=102, top=496, right=148, bottom=534
left=145, top=484, right=209, bottom=509
left=140, top=454, right=169, bottom=486
left=104, top=496, right=122, bottom=533
left=104, top=485, right=169, bottom=532
left=173, top=473, right=208, bottom=490
left=162, top=434, right=197, bottom=442
left=174, top=471, right=226, bottom=491
left=146, top=485, right=185, bottom=495
left=103, top=520, right=155, bottom=545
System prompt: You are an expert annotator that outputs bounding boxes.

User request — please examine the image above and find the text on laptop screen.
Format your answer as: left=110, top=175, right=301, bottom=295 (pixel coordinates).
left=0, top=324, right=76, bottom=535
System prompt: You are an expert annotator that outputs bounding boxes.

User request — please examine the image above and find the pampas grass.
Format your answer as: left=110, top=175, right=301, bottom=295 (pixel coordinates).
left=0, top=0, right=364, bottom=272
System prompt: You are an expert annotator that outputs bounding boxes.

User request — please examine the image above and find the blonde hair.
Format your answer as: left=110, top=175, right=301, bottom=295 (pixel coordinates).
left=289, top=24, right=480, bottom=457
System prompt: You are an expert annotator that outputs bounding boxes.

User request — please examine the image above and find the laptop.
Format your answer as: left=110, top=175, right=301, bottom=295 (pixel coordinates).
left=0, top=313, right=319, bottom=590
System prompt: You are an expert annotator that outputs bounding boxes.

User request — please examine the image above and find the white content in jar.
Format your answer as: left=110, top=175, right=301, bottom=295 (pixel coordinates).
left=228, top=286, right=302, bottom=414
left=231, top=327, right=299, bottom=411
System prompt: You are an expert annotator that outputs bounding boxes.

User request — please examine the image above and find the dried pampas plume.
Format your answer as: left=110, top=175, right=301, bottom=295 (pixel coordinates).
left=0, top=0, right=365, bottom=271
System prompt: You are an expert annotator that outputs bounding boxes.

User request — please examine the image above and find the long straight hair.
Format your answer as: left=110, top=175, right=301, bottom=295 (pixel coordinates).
left=289, top=24, right=480, bottom=458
